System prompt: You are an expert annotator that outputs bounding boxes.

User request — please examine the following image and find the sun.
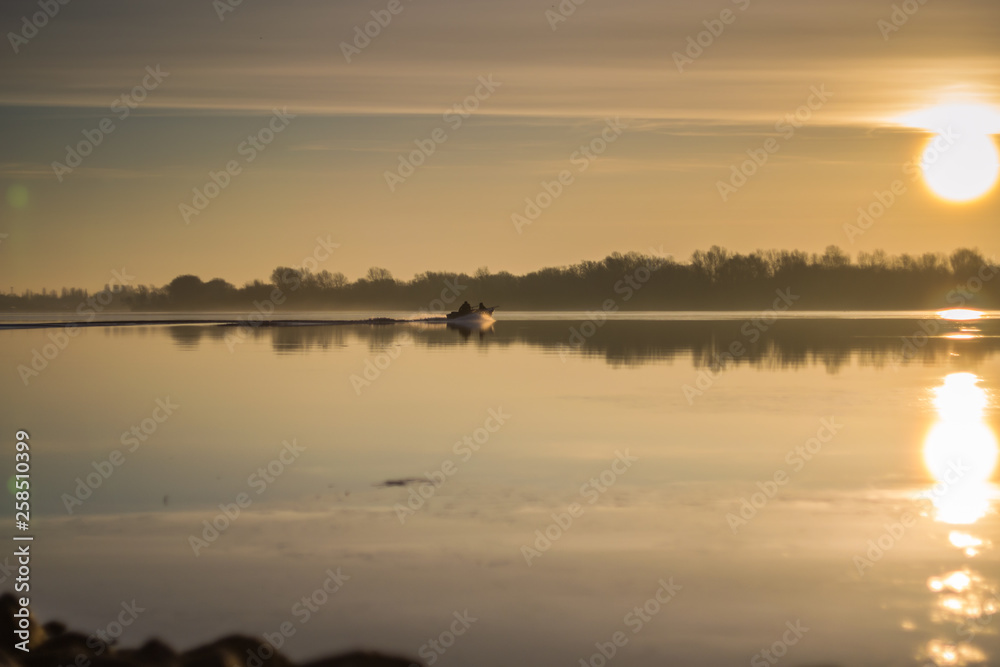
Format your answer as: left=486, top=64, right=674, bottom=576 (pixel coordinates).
left=922, top=133, right=999, bottom=202
left=898, top=103, right=1000, bottom=203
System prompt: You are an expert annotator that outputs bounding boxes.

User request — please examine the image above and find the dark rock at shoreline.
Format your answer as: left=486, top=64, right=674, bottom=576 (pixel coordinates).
left=116, top=639, right=177, bottom=667
left=0, top=595, right=422, bottom=667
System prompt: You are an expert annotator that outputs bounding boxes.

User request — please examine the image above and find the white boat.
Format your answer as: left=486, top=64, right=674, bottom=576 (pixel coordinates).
left=446, top=306, right=496, bottom=323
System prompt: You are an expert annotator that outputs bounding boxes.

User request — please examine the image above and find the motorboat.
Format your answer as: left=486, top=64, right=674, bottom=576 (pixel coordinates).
left=446, top=306, right=496, bottom=322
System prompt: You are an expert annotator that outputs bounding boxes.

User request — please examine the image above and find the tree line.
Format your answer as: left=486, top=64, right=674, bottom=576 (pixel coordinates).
left=2, top=246, right=996, bottom=312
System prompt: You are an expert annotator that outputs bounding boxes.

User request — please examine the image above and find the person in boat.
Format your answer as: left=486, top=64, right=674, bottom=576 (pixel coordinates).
left=457, top=301, right=472, bottom=315
left=477, top=302, right=486, bottom=311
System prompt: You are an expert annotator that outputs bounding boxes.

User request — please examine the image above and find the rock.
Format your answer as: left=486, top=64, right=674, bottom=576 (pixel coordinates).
left=0, top=601, right=425, bottom=667
left=301, top=651, right=422, bottom=667
left=42, top=621, right=66, bottom=638
left=0, top=648, right=20, bottom=667
left=23, top=630, right=98, bottom=665
left=118, top=638, right=178, bottom=667
left=180, top=635, right=293, bottom=667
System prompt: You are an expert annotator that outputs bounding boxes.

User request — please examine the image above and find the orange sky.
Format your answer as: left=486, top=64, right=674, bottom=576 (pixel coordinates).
left=0, top=0, right=998, bottom=291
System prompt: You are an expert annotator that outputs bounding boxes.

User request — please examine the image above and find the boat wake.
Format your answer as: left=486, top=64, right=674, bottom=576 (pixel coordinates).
left=0, top=315, right=490, bottom=330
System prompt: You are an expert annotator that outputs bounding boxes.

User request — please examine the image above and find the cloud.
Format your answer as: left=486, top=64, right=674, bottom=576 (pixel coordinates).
left=1, top=0, right=996, bottom=121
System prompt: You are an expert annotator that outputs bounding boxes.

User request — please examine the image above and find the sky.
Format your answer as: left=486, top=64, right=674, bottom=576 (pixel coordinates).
left=0, top=0, right=999, bottom=291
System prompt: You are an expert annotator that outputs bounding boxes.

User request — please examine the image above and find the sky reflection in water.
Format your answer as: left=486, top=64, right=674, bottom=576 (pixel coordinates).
left=1, top=315, right=999, bottom=666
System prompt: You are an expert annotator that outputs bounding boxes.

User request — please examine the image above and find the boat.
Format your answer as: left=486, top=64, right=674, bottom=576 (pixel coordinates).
left=446, top=306, right=496, bottom=322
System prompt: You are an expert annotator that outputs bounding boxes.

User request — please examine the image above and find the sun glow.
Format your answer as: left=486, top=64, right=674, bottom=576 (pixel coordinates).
left=898, top=103, right=1000, bottom=203
left=937, top=309, right=983, bottom=321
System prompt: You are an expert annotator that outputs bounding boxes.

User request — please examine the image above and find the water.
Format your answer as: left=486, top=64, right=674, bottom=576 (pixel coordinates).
left=2, top=312, right=998, bottom=666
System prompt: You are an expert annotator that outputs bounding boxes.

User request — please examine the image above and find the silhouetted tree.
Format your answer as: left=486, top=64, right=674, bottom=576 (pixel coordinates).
left=365, top=267, right=394, bottom=283
left=167, top=275, right=205, bottom=303
left=950, top=248, right=987, bottom=279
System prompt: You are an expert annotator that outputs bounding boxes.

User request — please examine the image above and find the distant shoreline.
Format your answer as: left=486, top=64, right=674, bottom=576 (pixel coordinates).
left=0, top=309, right=992, bottom=331
left=4, top=248, right=997, bottom=314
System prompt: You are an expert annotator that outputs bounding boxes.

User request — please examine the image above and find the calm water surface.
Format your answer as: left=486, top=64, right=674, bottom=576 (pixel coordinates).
left=2, top=313, right=998, bottom=666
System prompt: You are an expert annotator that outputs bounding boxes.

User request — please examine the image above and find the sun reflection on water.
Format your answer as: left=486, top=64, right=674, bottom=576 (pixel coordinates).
left=948, top=531, right=986, bottom=557
left=928, top=571, right=972, bottom=594
left=921, top=373, right=998, bottom=525
left=937, top=309, right=984, bottom=322
left=925, top=639, right=987, bottom=667
left=919, top=373, right=998, bottom=666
